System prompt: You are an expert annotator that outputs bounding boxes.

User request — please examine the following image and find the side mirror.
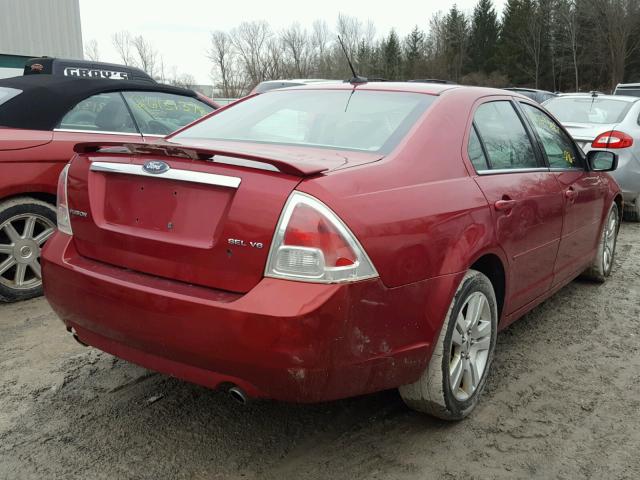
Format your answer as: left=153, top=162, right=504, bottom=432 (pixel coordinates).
left=586, top=150, right=618, bottom=172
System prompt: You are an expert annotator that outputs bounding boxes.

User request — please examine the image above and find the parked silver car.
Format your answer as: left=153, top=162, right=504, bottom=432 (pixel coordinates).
left=543, top=94, right=640, bottom=220
left=614, top=83, right=640, bottom=98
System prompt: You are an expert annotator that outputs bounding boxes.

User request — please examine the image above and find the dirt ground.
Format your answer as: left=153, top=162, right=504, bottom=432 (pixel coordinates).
left=1, top=224, right=639, bottom=480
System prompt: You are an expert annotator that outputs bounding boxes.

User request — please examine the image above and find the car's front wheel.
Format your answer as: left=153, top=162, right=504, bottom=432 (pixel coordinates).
left=399, top=269, right=498, bottom=420
left=0, top=197, right=57, bottom=302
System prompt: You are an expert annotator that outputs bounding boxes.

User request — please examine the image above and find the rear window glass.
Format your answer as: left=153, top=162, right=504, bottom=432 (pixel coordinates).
left=173, top=90, right=434, bottom=153
left=615, top=88, right=640, bottom=97
left=122, top=91, right=214, bottom=135
left=58, top=92, right=137, bottom=133
left=0, top=87, right=21, bottom=107
left=545, top=97, right=633, bottom=124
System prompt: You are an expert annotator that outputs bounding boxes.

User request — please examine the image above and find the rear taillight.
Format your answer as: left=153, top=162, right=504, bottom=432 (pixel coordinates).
left=56, top=164, right=72, bottom=235
left=265, top=192, right=378, bottom=283
left=592, top=130, right=634, bottom=149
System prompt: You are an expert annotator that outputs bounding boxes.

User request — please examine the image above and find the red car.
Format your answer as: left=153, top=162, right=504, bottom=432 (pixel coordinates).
left=42, top=82, right=621, bottom=419
left=0, top=75, right=216, bottom=302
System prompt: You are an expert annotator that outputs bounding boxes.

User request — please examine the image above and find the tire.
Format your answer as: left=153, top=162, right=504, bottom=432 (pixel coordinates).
left=0, top=197, right=57, bottom=303
left=582, top=202, right=619, bottom=282
left=622, top=195, right=639, bottom=222
left=399, top=269, right=498, bottom=420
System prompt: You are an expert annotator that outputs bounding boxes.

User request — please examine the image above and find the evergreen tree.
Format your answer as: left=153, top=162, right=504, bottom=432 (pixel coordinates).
left=444, top=5, right=470, bottom=82
left=403, top=26, right=426, bottom=79
left=356, top=40, right=376, bottom=77
left=382, top=30, right=402, bottom=80
left=468, top=0, right=499, bottom=74
left=498, top=0, right=531, bottom=85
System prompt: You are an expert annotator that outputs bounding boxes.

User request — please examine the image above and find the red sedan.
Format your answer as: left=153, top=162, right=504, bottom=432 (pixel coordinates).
left=42, top=82, right=621, bottom=419
left=0, top=75, right=216, bottom=302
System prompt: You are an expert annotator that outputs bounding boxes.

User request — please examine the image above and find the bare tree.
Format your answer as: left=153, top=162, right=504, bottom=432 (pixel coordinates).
left=168, top=68, right=196, bottom=89
left=336, top=14, right=363, bottom=56
left=84, top=39, right=100, bottom=61
left=131, top=35, right=158, bottom=77
left=208, top=30, right=246, bottom=97
left=520, top=3, right=543, bottom=88
left=112, top=31, right=135, bottom=66
left=282, top=23, right=311, bottom=77
left=557, top=0, right=580, bottom=90
left=585, top=0, right=640, bottom=88
left=426, top=12, right=448, bottom=79
left=231, top=21, right=273, bottom=88
left=264, top=38, right=287, bottom=79
left=311, top=20, right=331, bottom=75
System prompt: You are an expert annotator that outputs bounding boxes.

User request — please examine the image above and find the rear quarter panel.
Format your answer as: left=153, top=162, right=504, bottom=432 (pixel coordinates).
left=0, top=130, right=67, bottom=199
left=298, top=89, right=506, bottom=361
left=299, top=89, right=502, bottom=288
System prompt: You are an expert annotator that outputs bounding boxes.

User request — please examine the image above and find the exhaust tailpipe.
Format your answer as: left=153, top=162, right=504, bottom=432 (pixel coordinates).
left=228, top=386, right=248, bottom=405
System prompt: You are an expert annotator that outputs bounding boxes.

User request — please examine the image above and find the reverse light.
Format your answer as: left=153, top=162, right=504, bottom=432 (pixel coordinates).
left=592, top=130, right=634, bottom=149
left=56, top=164, right=73, bottom=235
left=265, top=192, right=378, bottom=283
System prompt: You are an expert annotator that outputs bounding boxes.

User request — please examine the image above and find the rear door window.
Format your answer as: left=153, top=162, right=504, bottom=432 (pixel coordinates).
left=521, top=103, right=581, bottom=169
left=468, top=126, right=489, bottom=171
left=122, top=91, right=214, bottom=136
left=473, top=101, right=539, bottom=170
left=58, top=92, right=137, bottom=133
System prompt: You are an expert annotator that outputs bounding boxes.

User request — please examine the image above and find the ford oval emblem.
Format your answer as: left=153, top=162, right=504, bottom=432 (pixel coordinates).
left=143, top=160, right=170, bottom=174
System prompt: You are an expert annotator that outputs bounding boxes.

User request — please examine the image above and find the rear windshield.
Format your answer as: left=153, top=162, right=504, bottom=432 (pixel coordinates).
left=173, top=89, right=434, bottom=153
left=544, top=97, right=633, bottom=124
left=0, top=87, right=21, bottom=107
left=615, top=88, right=640, bottom=98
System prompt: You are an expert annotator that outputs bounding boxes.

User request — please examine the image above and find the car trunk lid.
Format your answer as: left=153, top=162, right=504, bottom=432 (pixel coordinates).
left=0, top=128, right=53, bottom=150
left=561, top=122, right=619, bottom=152
left=67, top=140, right=381, bottom=293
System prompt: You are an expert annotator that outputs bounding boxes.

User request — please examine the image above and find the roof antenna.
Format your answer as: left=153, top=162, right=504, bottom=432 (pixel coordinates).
left=337, top=35, right=367, bottom=85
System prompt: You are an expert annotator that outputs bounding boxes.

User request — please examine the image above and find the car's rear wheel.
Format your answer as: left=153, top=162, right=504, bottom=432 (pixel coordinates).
left=623, top=195, right=640, bottom=222
left=582, top=202, right=619, bottom=282
left=0, top=197, right=56, bottom=302
left=399, top=269, right=498, bottom=420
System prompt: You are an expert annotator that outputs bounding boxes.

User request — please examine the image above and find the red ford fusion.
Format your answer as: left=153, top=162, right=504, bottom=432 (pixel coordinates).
left=0, top=74, right=216, bottom=302
left=42, top=82, right=621, bottom=419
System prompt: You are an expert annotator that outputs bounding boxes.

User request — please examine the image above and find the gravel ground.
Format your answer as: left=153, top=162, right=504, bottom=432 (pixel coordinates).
left=1, top=223, right=639, bottom=480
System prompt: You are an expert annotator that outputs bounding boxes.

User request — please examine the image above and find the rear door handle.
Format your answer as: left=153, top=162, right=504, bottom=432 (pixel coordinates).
left=565, top=188, right=578, bottom=202
left=494, top=199, right=517, bottom=211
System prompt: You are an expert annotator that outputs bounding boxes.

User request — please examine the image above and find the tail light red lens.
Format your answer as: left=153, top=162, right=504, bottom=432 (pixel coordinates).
left=283, top=203, right=357, bottom=268
left=592, top=131, right=634, bottom=149
left=266, top=192, right=378, bottom=283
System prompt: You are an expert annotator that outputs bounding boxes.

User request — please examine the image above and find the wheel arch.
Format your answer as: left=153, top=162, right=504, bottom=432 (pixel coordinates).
left=469, top=253, right=506, bottom=320
left=0, top=191, right=56, bottom=207
left=613, top=193, right=623, bottom=224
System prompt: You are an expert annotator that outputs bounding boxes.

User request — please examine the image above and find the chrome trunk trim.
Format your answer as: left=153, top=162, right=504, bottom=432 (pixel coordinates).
left=90, top=161, right=241, bottom=188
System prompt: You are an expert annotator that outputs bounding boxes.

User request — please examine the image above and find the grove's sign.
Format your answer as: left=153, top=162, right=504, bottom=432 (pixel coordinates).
left=63, top=67, right=130, bottom=80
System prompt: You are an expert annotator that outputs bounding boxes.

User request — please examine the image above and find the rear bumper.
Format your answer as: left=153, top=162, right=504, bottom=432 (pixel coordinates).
left=42, top=233, right=461, bottom=402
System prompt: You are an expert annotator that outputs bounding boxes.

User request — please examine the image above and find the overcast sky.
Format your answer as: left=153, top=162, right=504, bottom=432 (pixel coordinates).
left=79, top=0, right=506, bottom=84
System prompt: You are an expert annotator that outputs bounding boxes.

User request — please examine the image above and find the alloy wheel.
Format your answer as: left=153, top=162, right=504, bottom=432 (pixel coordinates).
left=449, top=291, right=493, bottom=401
left=0, top=213, right=56, bottom=291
